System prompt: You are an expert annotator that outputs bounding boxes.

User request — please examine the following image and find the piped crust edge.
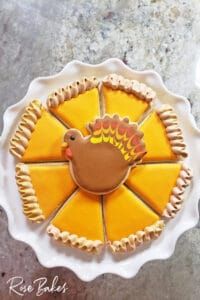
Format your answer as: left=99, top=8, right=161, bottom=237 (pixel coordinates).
left=102, top=74, right=156, bottom=102
left=162, top=164, right=192, bottom=218
left=47, top=76, right=99, bottom=108
left=108, top=220, right=164, bottom=253
left=47, top=224, right=104, bottom=253
left=156, top=105, right=188, bottom=159
left=16, top=163, right=45, bottom=223
left=9, top=100, right=43, bottom=160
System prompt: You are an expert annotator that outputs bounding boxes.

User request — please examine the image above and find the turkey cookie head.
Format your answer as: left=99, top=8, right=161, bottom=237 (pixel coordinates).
left=63, top=129, right=83, bottom=160
left=63, top=115, right=146, bottom=195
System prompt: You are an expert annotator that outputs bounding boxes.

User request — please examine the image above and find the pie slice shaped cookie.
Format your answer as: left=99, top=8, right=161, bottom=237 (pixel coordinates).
left=10, top=100, right=67, bottom=162
left=47, top=77, right=100, bottom=135
left=47, top=190, right=104, bottom=252
left=126, top=163, right=192, bottom=218
left=102, top=74, right=155, bottom=122
left=140, top=105, right=187, bottom=162
left=16, top=163, right=77, bottom=222
left=103, top=185, right=164, bottom=252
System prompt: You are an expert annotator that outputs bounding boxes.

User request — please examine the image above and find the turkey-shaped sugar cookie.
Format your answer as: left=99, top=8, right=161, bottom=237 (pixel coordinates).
left=62, top=115, right=146, bottom=194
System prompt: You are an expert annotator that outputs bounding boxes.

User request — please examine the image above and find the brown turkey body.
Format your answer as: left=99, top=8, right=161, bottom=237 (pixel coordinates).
left=69, top=142, right=130, bottom=194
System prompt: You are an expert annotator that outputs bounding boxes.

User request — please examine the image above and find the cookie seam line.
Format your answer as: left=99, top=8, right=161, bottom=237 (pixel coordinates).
left=9, top=99, right=70, bottom=163
left=101, top=194, right=108, bottom=245
left=102, top=74, right=155, bottom=127
left=20, top=161, right=69, bottom=166
left=47, top=188, right=104, bottom=253
left=124, top=182, right=161, bottom=217
left=48, top=108, right=71, bottom=130
left=125, top=163, right=192, bottom=219
left=98, top=82, right=105, bottom=118
left=139, top=105, right=188, bottom=160
left=16, top=162, right=80, bottom=223
left=137, top=160, right=180, bottom=165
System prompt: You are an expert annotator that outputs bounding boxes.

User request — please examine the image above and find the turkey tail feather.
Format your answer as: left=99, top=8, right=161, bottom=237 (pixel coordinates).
left=88, top=115, right=146, bottom=165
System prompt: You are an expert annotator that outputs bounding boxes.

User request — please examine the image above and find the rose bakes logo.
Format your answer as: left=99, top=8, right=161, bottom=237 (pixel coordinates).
left=6, top=275, right=69, bottom=297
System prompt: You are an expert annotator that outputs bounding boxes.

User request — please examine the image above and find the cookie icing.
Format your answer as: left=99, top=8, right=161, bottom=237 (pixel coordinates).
left=16, top=163, right=45, bottom=223
left=8, top=73, right=193, bottom=254
left=10, top=100, right=42, bottom=159
left=16, top=162, right=77, bottom=222
left=109, top=220, right=164, bottom=253
left=63, top=115, right=146, bottom=194
left=156, top=105, right=187, bottom=159
left=10, top=100, right=68, bottom=162
left=47, top=189, right=104, bottom=252
left=162, top=164, right=192, bottom=218
left=103, top=73, right=156, bottom=102
left=47, top=224, right=103, bottom=253
left=47, top=76, right=99, bottom=108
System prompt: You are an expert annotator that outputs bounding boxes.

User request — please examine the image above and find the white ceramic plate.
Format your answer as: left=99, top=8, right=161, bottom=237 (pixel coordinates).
left=0, top=59, right=200, bottom=281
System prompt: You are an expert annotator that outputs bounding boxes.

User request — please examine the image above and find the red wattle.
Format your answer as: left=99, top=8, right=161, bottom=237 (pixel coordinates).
left=65, top=147, right=73, bottom=159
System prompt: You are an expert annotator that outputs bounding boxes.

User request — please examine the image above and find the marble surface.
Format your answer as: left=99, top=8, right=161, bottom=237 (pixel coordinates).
left=0, top=0, right=200, bottom=299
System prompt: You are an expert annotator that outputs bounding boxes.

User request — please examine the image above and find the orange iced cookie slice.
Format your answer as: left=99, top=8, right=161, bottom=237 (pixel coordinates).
left=140, top=106, right=187, bottom=162
left=47, top=77, right=100, bottom=135
left=126, top=163, right=192, bottom=217
left=103, top=185, right=164, bottom=252
left=10, top=100, right=67, bottom=162
left=16, top=163, right=77, bottom=222
left=102, top=74, right=155, bottom=122
left=47, top=190, right=104, bottom=252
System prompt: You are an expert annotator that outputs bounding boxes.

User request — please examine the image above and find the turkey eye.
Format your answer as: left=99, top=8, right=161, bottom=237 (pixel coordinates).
left=70, top=135, right=76, bottom=141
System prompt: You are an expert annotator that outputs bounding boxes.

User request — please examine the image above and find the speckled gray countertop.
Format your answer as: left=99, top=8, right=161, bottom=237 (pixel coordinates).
left=1, top=0, right=200, bottom=299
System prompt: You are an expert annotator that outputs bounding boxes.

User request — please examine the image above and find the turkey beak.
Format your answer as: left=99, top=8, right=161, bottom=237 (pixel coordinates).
left=61, top=141, right=68, bottom=149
